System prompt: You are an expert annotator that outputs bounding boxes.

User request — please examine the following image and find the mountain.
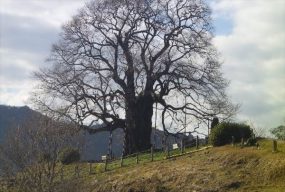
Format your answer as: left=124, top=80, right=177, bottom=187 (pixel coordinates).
left=0, top=105, right=193, bottom=161
left=0, top=105, right=40, bottom=142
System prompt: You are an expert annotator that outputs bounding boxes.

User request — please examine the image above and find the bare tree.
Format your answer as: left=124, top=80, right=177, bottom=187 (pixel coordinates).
left=0, top=115, right=79, bottom=192
left=33, top=0, right=237, bottom=154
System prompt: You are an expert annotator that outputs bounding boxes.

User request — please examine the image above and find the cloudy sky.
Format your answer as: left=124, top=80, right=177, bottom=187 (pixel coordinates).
left=0, top=0, right=284, bottom=131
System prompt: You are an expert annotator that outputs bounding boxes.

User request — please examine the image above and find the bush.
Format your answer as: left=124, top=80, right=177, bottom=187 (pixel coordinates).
left=58, top=147, right=80, bottom=165
left=209, top=122, right=253, bottom=146
left=271, top=125, right=285, bottom=140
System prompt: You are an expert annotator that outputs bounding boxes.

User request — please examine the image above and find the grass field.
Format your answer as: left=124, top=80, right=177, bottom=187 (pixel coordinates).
left=1, top=139, right=285, bottom=192
left=66, top=139, right=285, bottom=192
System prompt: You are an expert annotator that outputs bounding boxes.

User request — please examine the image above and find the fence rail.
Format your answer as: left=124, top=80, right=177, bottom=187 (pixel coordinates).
left=56, top=137, right=211, bottom=179
left=57, top=138, right=284, bottom=179
left=2, top=138, right=283, bottom=187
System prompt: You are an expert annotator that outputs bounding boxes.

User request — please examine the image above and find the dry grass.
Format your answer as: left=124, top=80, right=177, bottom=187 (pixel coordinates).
left=2, top=139, right=284, bottom=192
left=83, top=139, right=285, bottom=192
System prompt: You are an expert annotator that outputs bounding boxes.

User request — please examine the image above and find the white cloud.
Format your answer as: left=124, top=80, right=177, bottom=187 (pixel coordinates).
left=0, top=0, right=85, bottom=27
left=0, top=80, right=36, bottom=106
left=0, top=0, right=284, bottom=132
left=0, top=0, right=87, bottom=106
left=212, top=0, right=285, bottom=129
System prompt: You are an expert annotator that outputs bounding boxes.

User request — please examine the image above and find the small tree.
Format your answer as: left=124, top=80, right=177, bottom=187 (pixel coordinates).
left=271, top=125, right=285, bottom=140
left=0, top=115, right=80, bottom=192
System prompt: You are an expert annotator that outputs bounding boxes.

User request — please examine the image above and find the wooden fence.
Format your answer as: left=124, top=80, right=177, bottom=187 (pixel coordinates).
left=56, top=136, right=211, bottom=179
left=64, top=138, right=282, bottom=178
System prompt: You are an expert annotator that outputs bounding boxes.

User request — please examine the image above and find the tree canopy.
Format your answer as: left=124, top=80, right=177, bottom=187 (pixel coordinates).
left=34, top=0, right=236, bottom=154
left=271, top=125, right=285, bottom=140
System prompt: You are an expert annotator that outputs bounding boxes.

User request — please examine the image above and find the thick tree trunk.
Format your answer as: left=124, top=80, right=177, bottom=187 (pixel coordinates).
left=124, top=94, right=153, bottom=154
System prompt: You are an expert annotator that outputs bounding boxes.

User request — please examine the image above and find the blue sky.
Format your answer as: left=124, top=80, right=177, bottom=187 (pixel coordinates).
left=213, top=16, right=233, bottom=36
left=0, top=0, right=284, bottom=133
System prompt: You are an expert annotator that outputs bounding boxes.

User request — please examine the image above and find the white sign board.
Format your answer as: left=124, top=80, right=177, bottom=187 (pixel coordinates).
left=101, top=155, right=107, bottom=161
left=172, top=143, right=179, bottom=149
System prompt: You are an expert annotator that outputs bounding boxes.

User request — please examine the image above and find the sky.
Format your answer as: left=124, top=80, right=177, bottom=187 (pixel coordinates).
left=0, top=0, right=284, bottom=132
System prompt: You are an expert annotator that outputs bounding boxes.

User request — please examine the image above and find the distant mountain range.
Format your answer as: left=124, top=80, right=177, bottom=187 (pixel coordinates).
left=0, top=105, right=193, bottom=161
left=0, top=105, right=41, bottom=142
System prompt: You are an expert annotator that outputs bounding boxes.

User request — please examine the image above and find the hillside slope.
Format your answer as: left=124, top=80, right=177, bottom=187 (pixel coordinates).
left=0, top=105, right=191, bottom=161
left=0, top=105, right=40, bottom=142
left=82, top=140, right=285, bottom=192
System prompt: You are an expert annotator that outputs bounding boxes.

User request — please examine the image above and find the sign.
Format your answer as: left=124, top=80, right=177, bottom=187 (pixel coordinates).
left=172, top=143, right=178, bottom=149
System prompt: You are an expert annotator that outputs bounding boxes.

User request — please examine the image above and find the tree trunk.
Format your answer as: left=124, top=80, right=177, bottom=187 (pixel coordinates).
left=124, top=94, right=153, bottom=154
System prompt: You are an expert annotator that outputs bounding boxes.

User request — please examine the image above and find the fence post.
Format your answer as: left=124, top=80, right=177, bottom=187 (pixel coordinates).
left=166, top=146, right=170, bottom=159
left=151, top=146, right=154, bottom=162
left=75, top=164, right=79, bottom=178
left=60, top=166, right=64, bottom=181
left=136, top=153, right=139, bottom=164
left=256, top=142, right=260, bottom=149
left=241, top=137, right=244, bottom=148
left=120, top=156, right=124, bottom=167
left=181, top=140, right=184, bottom=154
left=88, top=163, right=92, bottom=175
left=104, top=156, right=108, bottom=171
left=196, top=136, right=199, bottom=149
left=272, top=140, right=277, bottom=152
left=231, top=136, right=235, bottom=146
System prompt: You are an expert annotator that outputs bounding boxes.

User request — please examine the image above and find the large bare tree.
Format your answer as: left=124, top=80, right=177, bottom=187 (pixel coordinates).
left=34, top=0, right=236, bottom=154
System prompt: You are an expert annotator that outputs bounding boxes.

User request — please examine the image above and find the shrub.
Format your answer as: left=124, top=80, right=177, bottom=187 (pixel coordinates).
left=58, top=147, right=80, bottom=165
left=209, top=122, right=253, bottom=146
left=270, top=125, right=285, bottom=140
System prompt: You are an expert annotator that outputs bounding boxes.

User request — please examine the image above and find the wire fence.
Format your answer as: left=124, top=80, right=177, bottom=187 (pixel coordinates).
left=56, top=137, right=211, bottom=180
left=2, top=138, right=283, bottom=191
left=56, top=138, right=280, bottom=180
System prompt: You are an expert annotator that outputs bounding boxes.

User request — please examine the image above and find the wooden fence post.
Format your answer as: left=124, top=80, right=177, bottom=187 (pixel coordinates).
left=136, top=153, right=139, bottom=164
left=151, top=146, right=154, bottom=162
left=74, top=164, right=79, bottom=178
left=60, top=166, right=64, bottom=181
left=121, top=127, right=127, bottom=167
left=231, top=136, right=235, bottom=146
left=104, top=157, right=108, bottom=171
left=166, top=146, right=170, bottom=158
left=181, top=140, right=184, bottom=154
left=120, top=156, right=124, bottom=167
left=272, top=140, right=277, bottom=152
left=88, top=163, right=92, bottom=175
left=241, top=137, right=244, bottom=148
left=196, top=136, right=199, bottom=149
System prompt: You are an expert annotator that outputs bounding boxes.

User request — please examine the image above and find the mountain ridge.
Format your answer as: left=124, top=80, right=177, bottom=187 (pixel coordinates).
left=0, top=105, right=191, bottom=161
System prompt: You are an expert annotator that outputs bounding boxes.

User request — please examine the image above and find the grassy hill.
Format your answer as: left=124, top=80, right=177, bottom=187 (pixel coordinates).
left=84, top=140, right=285, bottom=192
left=62, top=139, right=285, bottom=192
left=1, top=139, right=284, bottom=192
